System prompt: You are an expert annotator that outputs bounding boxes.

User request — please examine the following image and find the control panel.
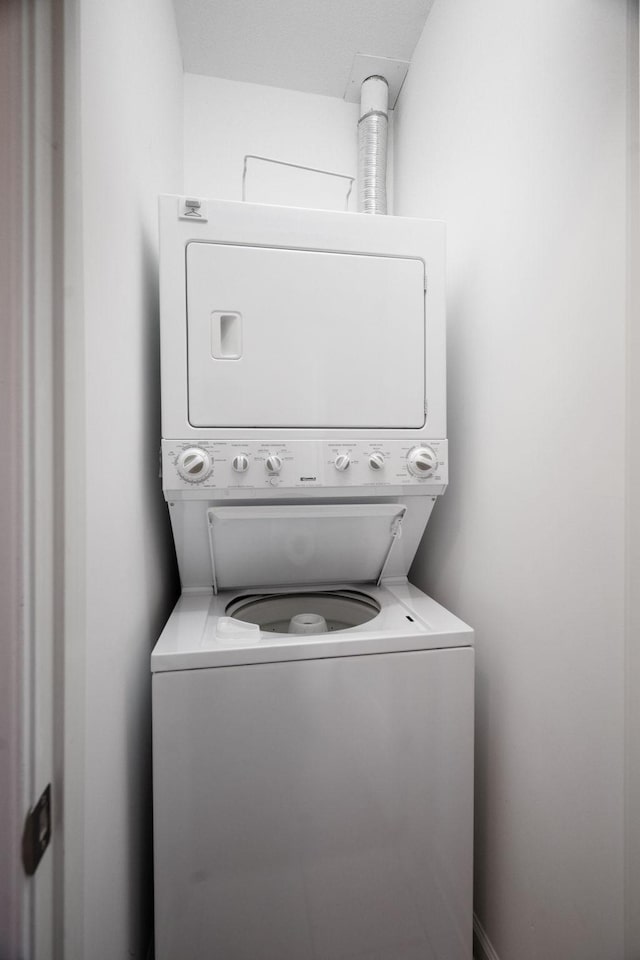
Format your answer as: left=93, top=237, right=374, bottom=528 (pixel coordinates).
left=163, top=440, right=448, bottom=492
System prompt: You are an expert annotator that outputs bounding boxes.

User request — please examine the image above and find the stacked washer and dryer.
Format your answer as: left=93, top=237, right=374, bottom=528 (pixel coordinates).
left=152, top=195, right=474, bottom=960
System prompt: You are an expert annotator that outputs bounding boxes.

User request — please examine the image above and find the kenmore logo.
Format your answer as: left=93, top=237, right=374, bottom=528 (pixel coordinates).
left=300, top=476, right=317, bottom=482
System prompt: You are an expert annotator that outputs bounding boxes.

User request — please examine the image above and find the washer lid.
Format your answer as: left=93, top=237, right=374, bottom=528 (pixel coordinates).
left=207, top=504, right=407, bottom=593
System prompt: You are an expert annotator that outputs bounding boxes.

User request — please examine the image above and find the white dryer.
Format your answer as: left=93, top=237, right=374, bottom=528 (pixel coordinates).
left=153, top=197, right=474, bottom=960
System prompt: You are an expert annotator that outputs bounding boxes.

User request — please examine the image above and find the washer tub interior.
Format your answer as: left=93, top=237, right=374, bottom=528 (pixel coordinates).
left=225, top=589, right=381, bottom=635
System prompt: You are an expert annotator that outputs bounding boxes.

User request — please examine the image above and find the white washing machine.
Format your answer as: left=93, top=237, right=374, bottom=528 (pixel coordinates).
left=153, top=197, right=474, bottom=960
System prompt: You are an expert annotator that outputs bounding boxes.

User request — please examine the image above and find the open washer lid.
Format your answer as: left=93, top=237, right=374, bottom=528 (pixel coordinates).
left=207, top=504, right=407, bottom=593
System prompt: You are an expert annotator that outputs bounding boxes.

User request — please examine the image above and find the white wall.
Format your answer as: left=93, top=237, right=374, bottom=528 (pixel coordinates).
left=394, top=2, right=629, bottom=958
left=625, top=13, right=640, bottom=958
left=184, top=73, right=384, bottom=210
left=0, top=4, right=27, bottom=954
left=65, top=1, right=183, bottom=957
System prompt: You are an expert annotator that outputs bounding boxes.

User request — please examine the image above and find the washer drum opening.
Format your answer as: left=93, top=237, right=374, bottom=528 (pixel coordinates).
left=225, top=590, right=381, bottom=635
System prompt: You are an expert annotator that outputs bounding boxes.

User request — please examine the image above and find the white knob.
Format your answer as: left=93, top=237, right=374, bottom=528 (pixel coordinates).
left=334, top=454, right=350, bottom=472
left=266, top=454, right=282, bottom=475
left=232, top=454, right=249, bottom=473
left=176, top=447, right=212, bottom=483
left=368, top=452, right=385, bottom=471
left=407, top=446, right=437, bottom=478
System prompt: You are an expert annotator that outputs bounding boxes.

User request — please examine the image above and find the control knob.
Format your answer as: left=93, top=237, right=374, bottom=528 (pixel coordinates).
left=334, top=454, right=351, bottom=472
left=265, top=454, right=283, bottom=475
left=368, top=452, right=385, bottom=471
left=232, top=454, right=249, bottom=473
left=406, top=446, right=437, bottom=478
left=176, top=447, right=212, bottom=483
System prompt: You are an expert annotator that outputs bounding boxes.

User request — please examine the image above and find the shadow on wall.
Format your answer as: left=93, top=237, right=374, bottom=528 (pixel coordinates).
left=409, top=276, right=472, bottom=615
left=123, top=217, right=180, bottom=956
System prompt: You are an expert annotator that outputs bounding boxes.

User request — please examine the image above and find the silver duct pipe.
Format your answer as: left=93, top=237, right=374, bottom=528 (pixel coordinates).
left=357, top=75, right=389, bottom=215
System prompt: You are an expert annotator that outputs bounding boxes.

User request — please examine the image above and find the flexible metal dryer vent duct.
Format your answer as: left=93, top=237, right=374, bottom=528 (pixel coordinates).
left=358, top=75, right=389, bottom=215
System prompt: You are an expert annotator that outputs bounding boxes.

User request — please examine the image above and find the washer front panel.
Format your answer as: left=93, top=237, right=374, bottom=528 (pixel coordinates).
left=153, top=646, right=474, bottom=960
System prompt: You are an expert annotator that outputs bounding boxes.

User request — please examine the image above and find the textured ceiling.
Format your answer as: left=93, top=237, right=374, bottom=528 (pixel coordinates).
left=173, top=0, right=435, bottom=99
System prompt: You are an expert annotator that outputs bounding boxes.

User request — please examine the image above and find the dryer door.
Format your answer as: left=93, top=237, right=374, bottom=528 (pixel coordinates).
left=186, top=243, right=425, bottom=429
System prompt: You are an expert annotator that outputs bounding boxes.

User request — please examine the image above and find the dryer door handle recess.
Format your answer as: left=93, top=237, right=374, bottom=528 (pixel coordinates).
left=211, top=311, right=242, bottom=359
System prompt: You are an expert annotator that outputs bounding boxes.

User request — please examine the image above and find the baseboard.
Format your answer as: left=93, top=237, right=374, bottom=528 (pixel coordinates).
left=473, top=913, right=501, bottom=960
